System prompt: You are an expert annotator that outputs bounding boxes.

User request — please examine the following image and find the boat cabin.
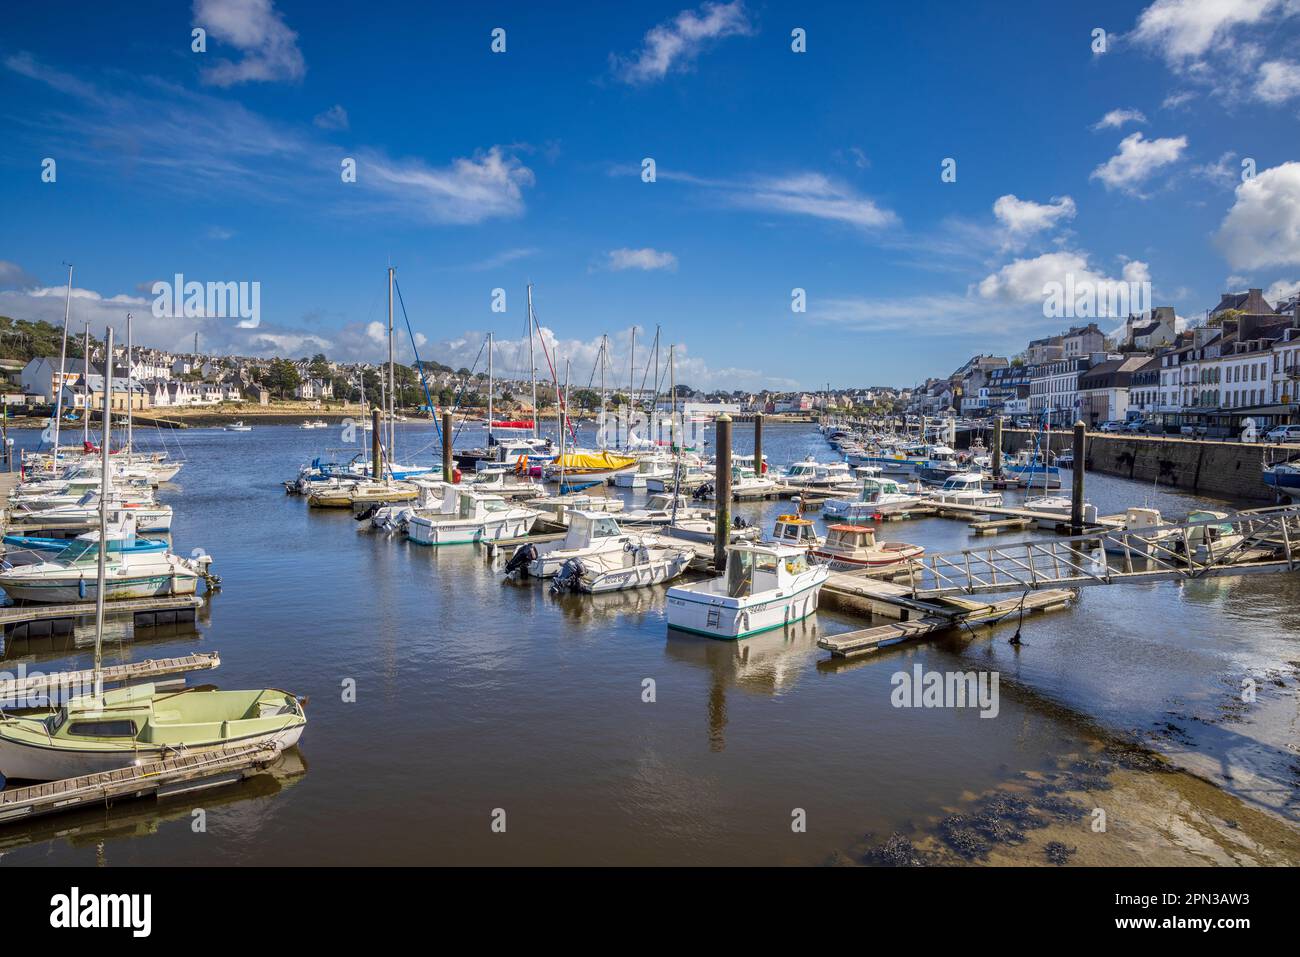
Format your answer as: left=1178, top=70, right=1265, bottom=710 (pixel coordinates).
left=561, top=511, right=627, bottom=549
left=771, top=514, right=820, bottom=547
left=723, top=542, right=810, bottom=598
left=938, top=473, right=986, bottom=494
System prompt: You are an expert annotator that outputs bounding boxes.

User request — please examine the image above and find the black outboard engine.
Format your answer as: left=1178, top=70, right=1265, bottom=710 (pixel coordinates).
left=550, top=557, right=584, bottom=594
left=693, top=482, right=714, bottom=501
left=355, top=503, right=380, bottom=522
left=733, top=515, right=749, bottom=529
left=504, top=542, right=538, bottom=576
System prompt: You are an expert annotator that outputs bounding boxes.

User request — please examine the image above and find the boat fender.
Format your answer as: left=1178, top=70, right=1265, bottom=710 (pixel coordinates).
left=78, top=577, right=87, bottom=599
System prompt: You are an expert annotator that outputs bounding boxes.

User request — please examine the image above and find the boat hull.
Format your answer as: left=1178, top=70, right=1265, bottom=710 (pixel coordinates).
left=578, top=553, right=691, bottom=593
left=0, top=725, right=303, bottom=782
left=0, top=572, right=198, bottom=604
left=408, top=513, right=537, bottom=546
left=665, top=580, right=824, bottom=640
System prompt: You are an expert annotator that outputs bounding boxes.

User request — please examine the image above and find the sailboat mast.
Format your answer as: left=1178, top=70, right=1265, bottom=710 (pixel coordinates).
left=126, top=313, right=133, bottom=455
left=599, top=334, right=607, bottom=447
left=487, top=331, right=494, bottom=445
left=82, top=322, right=90, bottom=445
left=94, top=326, right=113, bottom=700
left=527, top=283, right=537, bottom=439
left=669, top=343, right=678, bottom=449
left=387, top=265, right=395, bottom=475
left=629, top=328, right=635, bottom=421
left=51, top=263, right=73, bottom=478
left=653, top=325, right=660, bottom=444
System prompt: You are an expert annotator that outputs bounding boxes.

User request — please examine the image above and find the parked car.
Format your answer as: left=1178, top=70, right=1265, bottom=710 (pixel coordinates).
left=1014, top=417, right=1032, bottom=428
left=1098, top=420, right=1124, bottom=433
left=1179, top=424, right=1208, bottom=438
left=1121, top=419, right=1147, bottom=434
left=1264, top=424, right=1300, bottom=443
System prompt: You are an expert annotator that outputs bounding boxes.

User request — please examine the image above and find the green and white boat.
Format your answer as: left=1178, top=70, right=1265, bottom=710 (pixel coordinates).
left=0, top=683, right=307, bottom=781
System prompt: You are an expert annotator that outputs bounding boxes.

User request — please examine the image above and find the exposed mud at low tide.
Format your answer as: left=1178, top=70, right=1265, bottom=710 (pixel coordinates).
left=848, top=737, right=1300, bottom=866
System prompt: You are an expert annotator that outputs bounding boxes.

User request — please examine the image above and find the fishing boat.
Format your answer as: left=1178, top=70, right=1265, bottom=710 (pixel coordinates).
left=770, top=513, right=821, bottom=549
left=364, top=479, right=448, bottom=530
left=224, top=421, right=252, bottom=432
left=1179, top=509, right=1243, bottom=562
left=810, top=524, right=924, bottom=570
left=822, top=476, right=924, bottom=522
left=2, top=515, right=166, bottom=559
left=1102, top=506, right=1176, bottom=557
left=781, top=456, right=828, bottom=487
left=406, top=487, right=539, bottom=545
left=916, top=445, right=962, bottom=485
left=665, top=541, right=829, bottom=640
left=300, top=420, right=328, bottom=430
left=549, top=542, right=693, bottom=594
left=927, top=472, right=1003, bottom=508
left=505, top=510, right=640, bottom=578
left=1004, top=448, right=1061, bottom=488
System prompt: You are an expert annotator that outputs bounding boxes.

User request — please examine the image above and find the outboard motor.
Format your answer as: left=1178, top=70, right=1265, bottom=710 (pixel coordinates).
left=355, top=503, right=380, bottom=522
left=504, top=542, right=538, bottom=577
left=693, top=482, right=714, bottom=502
left=550, top=556, right=585, bottom=594
left=733, top=515, right=750, bottom=529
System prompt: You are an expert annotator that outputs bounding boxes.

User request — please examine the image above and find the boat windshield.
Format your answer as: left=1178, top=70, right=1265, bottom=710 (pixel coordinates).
left=51, top=540, right=100, bottom=564
left=726, top=549, right=754, bottom=596
left=591, top=517, right=621, bottom=538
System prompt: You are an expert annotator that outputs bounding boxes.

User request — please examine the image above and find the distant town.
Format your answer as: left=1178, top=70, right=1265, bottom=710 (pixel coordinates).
left=904, top=288, right=1300, bottom=440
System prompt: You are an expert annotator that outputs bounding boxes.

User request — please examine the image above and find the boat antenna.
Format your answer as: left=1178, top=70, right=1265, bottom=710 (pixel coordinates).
left=94, top=325, right=113, bottom=700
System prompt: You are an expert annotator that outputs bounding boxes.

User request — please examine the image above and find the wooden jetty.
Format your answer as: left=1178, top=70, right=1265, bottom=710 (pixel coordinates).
left=0, top=651, right=220, bottom=702
left=969, top=516, right=1034, bottom=536
left=0, top=743, right=280, bottom=824
left=818, top=589, right=1074, bottom=658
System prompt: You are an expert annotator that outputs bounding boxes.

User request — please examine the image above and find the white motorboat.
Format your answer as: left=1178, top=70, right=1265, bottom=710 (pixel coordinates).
left=621, top=493, right=709, bottom=526
left=770, top=513, right=822, bottom=549
left=822, top=476, right=924, bottom=522
left=613, top=454, right=674, bottom=489
left=506, top=510, right=639, bottom=578
left=407, top=487, right=539, bottom=545
left=662, top=517, right=760, bottom=545
left=550, top=541, right=693, bottom=594
left=224, top=421, right=253, bottom=432
left=927, top=472, right=1003, bottom=508
left=18, top=495, right=174, bottom=533
left=665, top=541, right=829, bottom=640
left=0, top=532, right=208, bottom=603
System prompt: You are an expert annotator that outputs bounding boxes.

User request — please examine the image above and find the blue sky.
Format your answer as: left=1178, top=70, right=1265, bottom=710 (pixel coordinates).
left=2, top=0, right=1299, bottom=390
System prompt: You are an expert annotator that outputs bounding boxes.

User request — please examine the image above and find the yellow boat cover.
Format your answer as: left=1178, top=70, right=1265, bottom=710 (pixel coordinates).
left=555, top=451, right=637, bottom=471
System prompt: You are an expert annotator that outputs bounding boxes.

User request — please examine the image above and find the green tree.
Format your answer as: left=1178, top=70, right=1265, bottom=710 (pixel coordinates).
left=264, top=358, right=301, bottom=398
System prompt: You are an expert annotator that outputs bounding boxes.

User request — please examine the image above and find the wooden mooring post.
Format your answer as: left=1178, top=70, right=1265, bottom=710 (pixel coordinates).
left=1071, top=419, right=1086, bottom=535
left=753, top=412, right=763, bottom=480
left=991, top=416, right=1002, bottom=480
left=442, top=410, right=453, bottom=483
left=714, top=414, right=733, bottom=572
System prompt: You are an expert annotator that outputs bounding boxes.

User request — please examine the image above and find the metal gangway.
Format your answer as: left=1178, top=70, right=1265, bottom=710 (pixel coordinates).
left=901, top=505, right=1300, bottom=598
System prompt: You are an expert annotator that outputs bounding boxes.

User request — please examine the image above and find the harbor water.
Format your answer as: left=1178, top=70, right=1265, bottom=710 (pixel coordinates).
left=1, top=421, right=1296, bottom=865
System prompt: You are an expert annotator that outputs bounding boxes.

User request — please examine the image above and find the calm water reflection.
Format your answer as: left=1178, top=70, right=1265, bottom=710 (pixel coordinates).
left=0, top=421, right=1294, bottom=865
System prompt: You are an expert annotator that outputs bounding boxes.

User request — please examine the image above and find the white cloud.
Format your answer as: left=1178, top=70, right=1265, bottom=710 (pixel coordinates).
left=1090, top=132, right=1188, bottom=195
left=1161, top=89, right=1197, bottom=109
left=356, top=146, right=535, bottom=224
left=728, top=172, right=898, bottom=229
left=194, top=0, right=305, bottom=87
left=1191, top=150, right=1240, bottom=188
left=1092, top=108, right=1148, bottom=130
left=604, top=248, right=679, bottom=271
left=976, top=250, right=1152, bottom=317
left=1255, top=60, right=1300, bottom=102
left=612, top=1, right=754, bottom=85
left=0, top=261, right=39, bottom=290
left=1265, top=278, right=1300, bottom=303
left=312, top=104, right=349, bottom=130
left=1216, top=161, right=1300, bottom=269
left=992, top=194, right=1077, bottom=237
left=1131, top=0, right=1284, bottom=63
